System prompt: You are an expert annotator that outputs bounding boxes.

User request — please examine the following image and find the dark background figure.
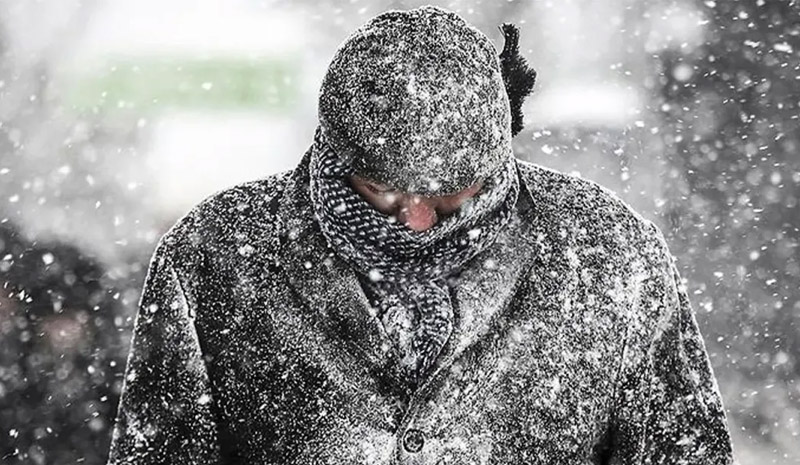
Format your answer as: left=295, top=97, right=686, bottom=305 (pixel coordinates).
left=1, top=221, right=145, bottom=464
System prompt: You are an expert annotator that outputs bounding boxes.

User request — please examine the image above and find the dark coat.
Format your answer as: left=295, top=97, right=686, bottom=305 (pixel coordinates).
left=106, top=149, right=734, bottom=464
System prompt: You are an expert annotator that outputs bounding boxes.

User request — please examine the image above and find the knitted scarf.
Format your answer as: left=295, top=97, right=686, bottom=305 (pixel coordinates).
left=308, top=125, right=520, bottom=389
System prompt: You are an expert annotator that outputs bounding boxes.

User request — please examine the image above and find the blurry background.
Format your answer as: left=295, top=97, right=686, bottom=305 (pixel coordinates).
left=0, top=0, right=797, bottom=463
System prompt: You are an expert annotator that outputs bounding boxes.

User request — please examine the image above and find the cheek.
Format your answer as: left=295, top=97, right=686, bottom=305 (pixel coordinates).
left=368, top=195, right=399, bottom=213
left=437, top=182, right=483, bottom=213
left=354, top=185, right=398, bottom=214
left=436, top=193, right=471, bottom=214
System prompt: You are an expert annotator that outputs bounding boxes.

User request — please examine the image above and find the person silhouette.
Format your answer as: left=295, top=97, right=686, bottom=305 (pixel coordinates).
left=107, top=6, right=733, bottom=464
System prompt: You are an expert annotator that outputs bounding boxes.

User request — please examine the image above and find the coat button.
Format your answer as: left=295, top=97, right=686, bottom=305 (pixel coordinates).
left=402, top=428, right=425, bottom=453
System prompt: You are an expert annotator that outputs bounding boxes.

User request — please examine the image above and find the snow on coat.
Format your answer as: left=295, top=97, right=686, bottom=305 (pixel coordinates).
left=106, top=148, right=734, bottom=464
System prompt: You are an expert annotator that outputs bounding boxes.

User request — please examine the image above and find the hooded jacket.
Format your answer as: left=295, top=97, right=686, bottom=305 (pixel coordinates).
left=106, top=146, right=734, bottom=464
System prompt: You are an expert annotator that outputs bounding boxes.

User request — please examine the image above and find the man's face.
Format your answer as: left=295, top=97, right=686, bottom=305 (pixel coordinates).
left=349, top=175, right=483, bottom=232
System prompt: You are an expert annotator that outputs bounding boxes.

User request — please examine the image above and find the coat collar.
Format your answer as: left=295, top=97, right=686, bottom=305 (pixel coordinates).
left=273, top=147, right=392, bottom=372
left=271, top=146, right=566, bottom=393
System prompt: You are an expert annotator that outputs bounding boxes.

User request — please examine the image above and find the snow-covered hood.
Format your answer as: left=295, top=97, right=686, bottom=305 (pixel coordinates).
left=317, top=6, right=513, bottom=196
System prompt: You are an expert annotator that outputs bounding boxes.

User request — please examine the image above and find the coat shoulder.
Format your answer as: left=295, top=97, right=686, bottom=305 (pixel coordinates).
left=515, top=158, right=668, bottom=258
left=516, top=159, right=678, bottom=334
left=158, top=168, right=295, bottom=266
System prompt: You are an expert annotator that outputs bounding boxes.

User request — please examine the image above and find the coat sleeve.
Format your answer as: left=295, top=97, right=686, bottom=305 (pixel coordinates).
left=609, top=222, right=734, bottom=464
left=107, top=237, right=222, bottom=465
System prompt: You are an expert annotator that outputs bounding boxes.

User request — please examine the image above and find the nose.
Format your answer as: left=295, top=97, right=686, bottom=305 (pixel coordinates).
left=397, top=195, right=437, bottom=232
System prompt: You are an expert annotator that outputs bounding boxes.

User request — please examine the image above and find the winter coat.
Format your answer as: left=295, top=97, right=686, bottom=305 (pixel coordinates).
left=106, top=148, right=734, bottom=465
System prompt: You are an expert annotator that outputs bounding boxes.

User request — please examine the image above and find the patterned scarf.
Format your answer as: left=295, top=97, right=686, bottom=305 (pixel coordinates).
left=308, top=125, right=520, bottom=389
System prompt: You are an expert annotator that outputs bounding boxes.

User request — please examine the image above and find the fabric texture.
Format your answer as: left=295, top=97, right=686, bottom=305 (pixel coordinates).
left=317, top=5, right=513, bottom=196
left=106, top=155, right=735, bottom=464
left=308, top=124, right=520, bottom=390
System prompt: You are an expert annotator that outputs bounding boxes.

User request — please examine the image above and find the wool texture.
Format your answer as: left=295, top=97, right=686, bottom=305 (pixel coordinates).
left=317, top=6, right=514, bottom=196
left=308, top=125, right=520, bottom=390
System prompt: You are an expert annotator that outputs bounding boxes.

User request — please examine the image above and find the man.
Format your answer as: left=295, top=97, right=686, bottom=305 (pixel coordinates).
left=107, top=6, right=734, bottom=464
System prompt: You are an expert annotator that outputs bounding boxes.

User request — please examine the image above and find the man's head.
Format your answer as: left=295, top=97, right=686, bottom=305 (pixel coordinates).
left=317, top=6, right=513, bottom=198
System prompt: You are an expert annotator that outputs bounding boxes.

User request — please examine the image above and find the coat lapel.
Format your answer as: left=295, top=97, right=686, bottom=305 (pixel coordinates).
left=273, top=148, right=393, bottom=375
left=414, top=160, right=556, bottom=393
